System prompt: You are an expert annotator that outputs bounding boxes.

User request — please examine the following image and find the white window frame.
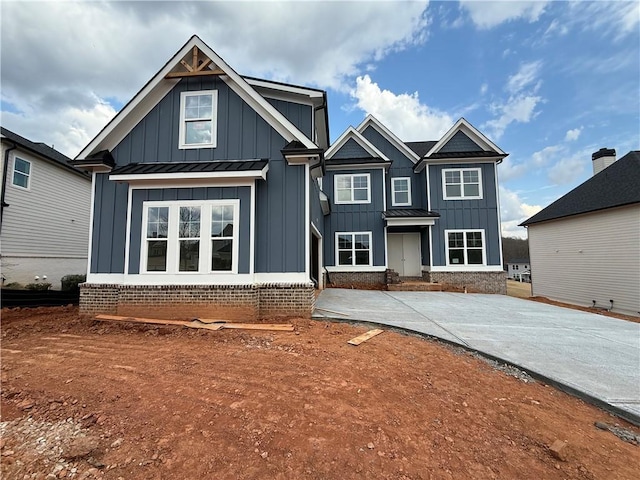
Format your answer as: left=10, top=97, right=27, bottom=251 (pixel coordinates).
left=335, top=231, right=373, bottom=267
left=140, top=199, right=239, bottom=275
left=442, top=167, right=483, bottom=200
left=179, top=90, right=218, bottom=149
left=444, top=229, right=486, bottom=267
left=12, top=157, right=31, bottom=190
left=334, top=173, right=371, bottom=204
left=391, top=177, right=412, bottom=206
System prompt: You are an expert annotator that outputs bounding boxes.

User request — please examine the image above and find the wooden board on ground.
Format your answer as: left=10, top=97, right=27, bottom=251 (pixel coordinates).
left=94, top=314, right=294, bottom=332
left=348, top=329, right=384, bottom=346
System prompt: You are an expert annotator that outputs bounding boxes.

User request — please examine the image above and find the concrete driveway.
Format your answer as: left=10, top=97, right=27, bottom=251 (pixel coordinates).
left=314, top=289, right=640, bottom=424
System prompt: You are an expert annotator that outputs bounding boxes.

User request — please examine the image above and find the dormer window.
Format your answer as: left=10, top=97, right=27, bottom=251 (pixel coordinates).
left=179, top=90, right=218, bottom=149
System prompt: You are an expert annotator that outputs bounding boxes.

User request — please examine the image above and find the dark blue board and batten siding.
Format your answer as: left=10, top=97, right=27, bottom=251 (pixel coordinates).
left=323, top=169, right=386, bottom=267
left=90, top=76, right=312, bottom=275
left=360, top=126, right=428, bottom=211
left=428, top=163, right=501, bottom=267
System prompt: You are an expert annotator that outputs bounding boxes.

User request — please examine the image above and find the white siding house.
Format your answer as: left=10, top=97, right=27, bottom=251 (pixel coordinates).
left=1, top=127, right=91, bottom=289
left=521, top=150, right=640, bottom=317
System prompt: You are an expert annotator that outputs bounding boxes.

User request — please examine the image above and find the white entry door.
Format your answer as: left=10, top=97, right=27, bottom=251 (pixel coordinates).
left=388, top=233, right=421, bottom=277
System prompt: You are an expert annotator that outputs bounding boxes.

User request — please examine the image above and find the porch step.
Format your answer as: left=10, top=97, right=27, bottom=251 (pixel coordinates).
left=387, top=281, right=444, bottom=292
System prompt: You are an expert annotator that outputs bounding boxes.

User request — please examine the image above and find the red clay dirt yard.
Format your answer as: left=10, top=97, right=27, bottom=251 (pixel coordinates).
left=1, top=306, right=639, bottom=479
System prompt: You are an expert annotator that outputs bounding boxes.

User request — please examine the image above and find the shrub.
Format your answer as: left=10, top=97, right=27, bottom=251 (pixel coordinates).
left=3, top=282, right=24, bottom=289
left=61, top=274, right=86, bottom=292
left=26, top=282, right=52, bottom=291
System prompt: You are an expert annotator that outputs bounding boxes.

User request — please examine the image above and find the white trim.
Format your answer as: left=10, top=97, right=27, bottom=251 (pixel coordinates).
left=123, top=186, right=133, bottom=275
left=385, top=217, right=436, bottom=227
left=128, top=179, right=255, bottom=190
left=245, top=78, right=325, bottom=99
left=391, top=177, right=412, bottom=206
left=355, top=115, right=420, bottom=163
left=334, top=173, right=371, bottom=204
left=140, top=199, right=240, bottom=275
left=444, top=229, right=486, bottom=267
left=425, top=117, right=506, bottom=158
left=249, top=180, right=256, bottom=275
left=85, top=272, right=311, bottom=285
left=310, top=222, right=324, bottom=289
left=494, top=162, right=505, bottom=270
left=253, top=273, right=310, bottom=284
left=419, top=157, right=503, bottom=167
left=76, top=35, right=317, bottom=159
left=427, top=265, right=504, bottom=273
left=178, top=90, right=218, bottom=149
left=382, top=168, right=387, bottom=211
left=109, top=166, right=268, bottom=182
left=325, top=163, right=389, bottom=171
left=325, top=266, right=387, bottom=273
left=335, top=231, right=373, bottom=267
left=442, top=167, right=483, bottom=200
left=325, top=126, right=390, bottom=161
left=11, top=156, right=31, bottom=190
left=86, top=172, right=97, bottom=276
left=428, top=225, right=434, bottom=272
left=425, top=162, right=432, bottom=210
left=383, top=225, right=389, bottom=269
left=304, top=163, right=310, bottom=279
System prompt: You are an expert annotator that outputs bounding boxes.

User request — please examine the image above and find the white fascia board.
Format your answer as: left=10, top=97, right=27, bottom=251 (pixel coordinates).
left=325, top=126, right=390, bottom=161
left=245, top=78, right=325, bottom=100
left=385, top=217, right=437, bottom=227
left=425, top=118, right=506, bottom=158
left=110, top=166, right=268, bottom=183
left=326, top=163, right=389, bottom=171
left=355, top=115, right=421, bottom=163
left=285, top=153, right=321, bottom=165
left=77, top=36, right=317, bottom=159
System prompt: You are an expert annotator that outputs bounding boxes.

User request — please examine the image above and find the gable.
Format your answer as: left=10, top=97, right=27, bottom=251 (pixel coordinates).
left=360, top=125, right=415, bottom=167
left=439, top=131, right=482, bottom=153
left=331, top=138, right=372, bottom=159
left=76, top=35, right=317, bottom=160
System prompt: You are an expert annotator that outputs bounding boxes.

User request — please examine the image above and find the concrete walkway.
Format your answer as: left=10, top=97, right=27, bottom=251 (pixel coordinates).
left=314, top=289, right=640, bottom=424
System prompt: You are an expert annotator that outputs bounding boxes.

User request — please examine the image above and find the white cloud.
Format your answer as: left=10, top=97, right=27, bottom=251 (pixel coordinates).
left=547, top=155, right=586, bottom=185
left=565, top=1, right=640, bottom=41
left=351, top=75, right=453, bottom=141
left=0, top=1, right=430, bottom=156
left=506, top=61, right=543, bottom=94
left=480, top=83, right=488, bottom=95
left=484, top=94, right=542, bottom=139
left=499, top=186, right=542, bottom=239
left=459, top=0, right=548, bottom=29
left=564, top=127, right=582, bottom=142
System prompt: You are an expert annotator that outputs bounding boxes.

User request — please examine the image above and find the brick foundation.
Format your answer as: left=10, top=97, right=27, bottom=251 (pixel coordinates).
left=423, top=271, right=507, bottom=294
left=326, top=271, right=386, bottom=286
left=79, top=283, right=315, bottom=319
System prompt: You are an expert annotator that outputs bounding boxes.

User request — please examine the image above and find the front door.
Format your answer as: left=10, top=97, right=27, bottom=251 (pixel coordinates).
left=388, top=233, right=421, bottom=277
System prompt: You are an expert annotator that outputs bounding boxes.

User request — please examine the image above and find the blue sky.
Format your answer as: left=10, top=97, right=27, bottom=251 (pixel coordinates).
left=1, top=1, right=638, bottom=238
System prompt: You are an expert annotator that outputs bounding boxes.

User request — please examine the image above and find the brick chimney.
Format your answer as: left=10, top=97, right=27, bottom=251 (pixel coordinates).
left=592, top=148, right=616, bottom=175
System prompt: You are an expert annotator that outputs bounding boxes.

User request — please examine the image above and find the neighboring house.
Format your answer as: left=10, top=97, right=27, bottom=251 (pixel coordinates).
left=521, top=149, right=640, bottom=317
left=1, top=127, right=91, bottom=289
left=72, top=36, right=329, bottom=319
left=323, top=116, right=507, bottom=293
left=506, top=259, right=530, bottom=282
left=72, top=36, right=507, bottom=320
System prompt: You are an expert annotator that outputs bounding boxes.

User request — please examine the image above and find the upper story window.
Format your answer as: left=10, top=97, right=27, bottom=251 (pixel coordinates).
left=391, top=177, right=411, bottom=206
left=442, top=167, right=482, bottom=200
left=12, top=157, right=31, bottom=189
left=179, top=90, right=218, bottom=149
left=142, top=199, right=238, bottom=274
left=446, top=229, right=485, bottom=266
left=335, top=173, right=370, bottom=204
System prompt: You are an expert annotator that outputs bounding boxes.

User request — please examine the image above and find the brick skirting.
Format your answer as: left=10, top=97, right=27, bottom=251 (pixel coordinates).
left=79, top=283, right=315, bottom=319
left=423, top=271, right=507, bottom=294
left=326, top=271, right=386, bottom=287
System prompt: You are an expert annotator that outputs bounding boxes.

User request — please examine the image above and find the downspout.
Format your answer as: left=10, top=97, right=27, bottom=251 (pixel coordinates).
left=0, top=142, right=17, bottom=233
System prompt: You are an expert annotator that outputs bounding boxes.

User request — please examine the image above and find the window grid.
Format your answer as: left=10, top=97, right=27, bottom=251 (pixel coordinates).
left=335, top=174, right=370, bottom=204
left=336, top=232, right=372, bottom=266
left=12, top=158, right=31, bottom=189
left=391, top=177, right=411, bottom=206
left=446, top=230, right=485, bottom=266
left=179, top=90, right=218, bottom=148
left=443, top=168, right=482, bottom=200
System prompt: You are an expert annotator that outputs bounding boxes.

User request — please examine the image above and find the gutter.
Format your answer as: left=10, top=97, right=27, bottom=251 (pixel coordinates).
left=0, top=142, right=17, bottom=233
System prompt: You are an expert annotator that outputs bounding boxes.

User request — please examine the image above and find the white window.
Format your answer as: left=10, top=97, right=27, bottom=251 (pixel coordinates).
left=141, top=200, right=239, bottom=274
left=391, top=177, right=411, bottom=206
left=179, top=90, right=218, bottom=149
left=12, top=157, right=31, bottom=189
left=442, top=168, right=482, bottom=200
left=336, top=232, right=372, bottom=266
left=446, top=230, right=485, bottom=266
left=335, top=174, right=370, bottom=204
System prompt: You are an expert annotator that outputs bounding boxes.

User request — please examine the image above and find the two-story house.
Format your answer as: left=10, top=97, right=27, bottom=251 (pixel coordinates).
left=73, top=36, right=506, bottom=320
left=1, top=127, right=91, bottom=289
left=323, top=116, right=507, bottom=293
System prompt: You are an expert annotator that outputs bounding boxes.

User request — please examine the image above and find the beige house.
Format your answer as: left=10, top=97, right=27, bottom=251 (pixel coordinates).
left=521, top=149, right=640, bottom=317
left=1, top=127, right=91, bottom=289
